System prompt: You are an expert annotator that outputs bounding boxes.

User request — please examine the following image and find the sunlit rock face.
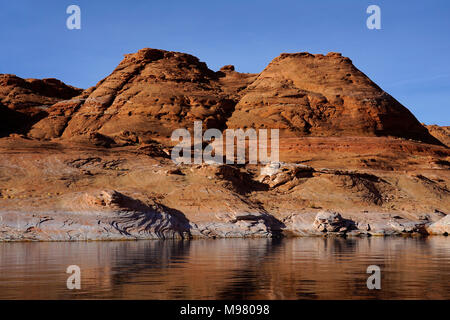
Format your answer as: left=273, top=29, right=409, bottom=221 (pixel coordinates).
left=28, top=48, right=439, bottom=145
left=226, top=52, right=438, bottom=144
left=0, top=48, right=449, bottom=241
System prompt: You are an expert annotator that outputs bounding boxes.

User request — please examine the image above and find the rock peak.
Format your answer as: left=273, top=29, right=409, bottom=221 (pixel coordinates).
left=273, top=51, right=351, bottom=64
left=120, top=48, right=206, bottom=66
left=24, top=47, right=441, bottom=146
left=220, top=65, right=235, bottom=72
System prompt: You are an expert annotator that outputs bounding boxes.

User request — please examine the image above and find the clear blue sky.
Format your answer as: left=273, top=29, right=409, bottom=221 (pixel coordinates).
left=1, top=0, right=449, bottom=125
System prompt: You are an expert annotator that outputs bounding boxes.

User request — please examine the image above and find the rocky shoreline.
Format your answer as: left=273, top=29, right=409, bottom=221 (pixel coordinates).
left=1, top=189, right=448, bottom=242
left=0, top=141, right=448, bottom=242
left=1, top=212, right=448, bottom=242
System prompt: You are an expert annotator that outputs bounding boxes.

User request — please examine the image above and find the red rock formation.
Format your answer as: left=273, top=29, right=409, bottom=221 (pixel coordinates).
left=426, top=125, right=450, bottom=147
left=28, top=49, right=440, bottom=146
left=0, top=74, right=82, bottom=136
left=0, top=74, right=82, bottom=113
left=1, top=48, right=449, bottom=241
left=30, top=49, right=239, bottom=143
left=226, top=52, right=439, bottom=144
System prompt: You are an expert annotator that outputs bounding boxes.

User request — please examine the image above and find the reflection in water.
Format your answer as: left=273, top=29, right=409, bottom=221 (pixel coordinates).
left=0, top=237, right=449, bottom=299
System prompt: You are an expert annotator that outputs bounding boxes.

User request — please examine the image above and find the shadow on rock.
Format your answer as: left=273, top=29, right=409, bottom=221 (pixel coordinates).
left=92, top=190, right=192, bottom=239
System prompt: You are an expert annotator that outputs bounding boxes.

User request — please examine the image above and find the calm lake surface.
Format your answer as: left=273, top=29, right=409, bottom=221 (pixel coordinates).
left=0, top=237, right=449, bottom=299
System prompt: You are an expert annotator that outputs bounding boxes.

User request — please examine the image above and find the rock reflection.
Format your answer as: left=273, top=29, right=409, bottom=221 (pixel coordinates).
left=0, top=237, right=449, bottom=299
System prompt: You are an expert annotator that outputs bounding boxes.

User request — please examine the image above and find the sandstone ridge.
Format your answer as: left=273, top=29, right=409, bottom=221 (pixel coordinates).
left=22, top=48, right=441, bottom=146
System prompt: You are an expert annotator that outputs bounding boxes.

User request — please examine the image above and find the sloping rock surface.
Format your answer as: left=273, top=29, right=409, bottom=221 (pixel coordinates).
left=0, top=74, right=81, bottom=136
left=27, top=48, right=440, bottom=146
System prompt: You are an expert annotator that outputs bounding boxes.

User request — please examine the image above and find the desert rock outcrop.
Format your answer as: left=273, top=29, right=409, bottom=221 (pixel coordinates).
left=0, top=74, right=81, bottom=136
left=226, top=52, right=439, bottom=144
left=0, top=48, right=449, bottom=241
left=28, top=49, right=440, bottom=146
left=426, top=125, right=450, bottom=147
left=30, top=49, right=241, bottom=143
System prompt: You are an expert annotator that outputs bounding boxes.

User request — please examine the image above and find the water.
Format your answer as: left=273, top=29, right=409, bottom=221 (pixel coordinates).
left=0, top=237, right=449, bottom=299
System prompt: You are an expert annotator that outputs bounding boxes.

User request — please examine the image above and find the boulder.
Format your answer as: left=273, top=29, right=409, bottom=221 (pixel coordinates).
left=426, top=215, right=450, bottom=235
left=313, top=210, right=356, bottom=233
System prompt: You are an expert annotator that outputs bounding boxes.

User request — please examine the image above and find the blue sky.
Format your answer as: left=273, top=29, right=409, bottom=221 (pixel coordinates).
left=1, top=0, right=449, bottom=125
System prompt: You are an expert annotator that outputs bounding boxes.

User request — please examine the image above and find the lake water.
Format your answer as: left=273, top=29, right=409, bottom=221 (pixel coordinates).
left=0, top=237, right=449, bottom=299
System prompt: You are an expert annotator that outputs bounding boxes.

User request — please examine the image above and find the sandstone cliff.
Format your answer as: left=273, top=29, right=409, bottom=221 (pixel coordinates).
left=0, top=48, right=449, bottom=241
left=28, top=48, right=439, bottom=146
left=30, top=49, right=242, bottom=143
left=227, top=52, right=438, bottom=144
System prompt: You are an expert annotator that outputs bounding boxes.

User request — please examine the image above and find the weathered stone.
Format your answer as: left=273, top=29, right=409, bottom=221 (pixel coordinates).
left=427, top=215, right=450, bottom=235
left=226, top=52, right=440, bottom=144
left=313, top=211, right=356, bottom=234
